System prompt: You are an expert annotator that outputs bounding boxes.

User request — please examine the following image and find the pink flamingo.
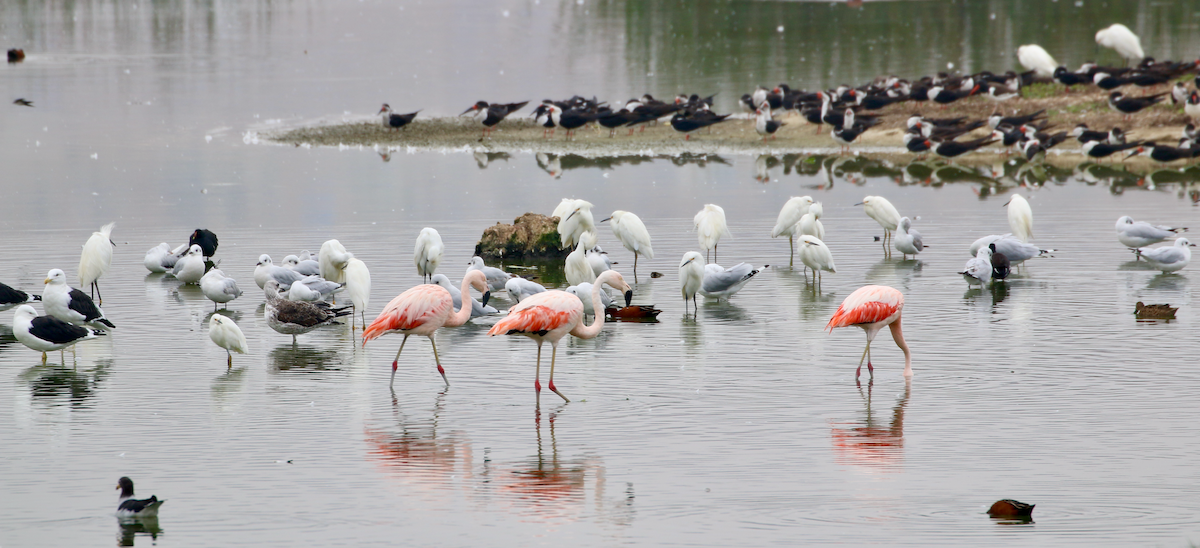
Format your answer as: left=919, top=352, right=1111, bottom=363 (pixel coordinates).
left=826, top=285, right=912, bottom=379
left=488, top=270, right=632, bottom=402
left=363, top=270, right=490, bottom=387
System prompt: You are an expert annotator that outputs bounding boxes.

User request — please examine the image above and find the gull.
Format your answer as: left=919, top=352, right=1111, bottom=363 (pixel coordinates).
left=1135, top=237, right=1194, bottom=273
left=143, top=243, right=175, bottom=273
left=254, top=255, right=304, bottom=289
left=466, top=256, right=513, bottom=291
left=1116, top=216, right=1187, bottom=251
left=42, top=269, right=115, bottom=330
left=566, top=282, right=614, bottom=317
left=699, top=262, right=759, bottom=300
left=12, top=305, right=106, bottom=361
left=893, top=217, right=924, bottom=259
left=283, top=254, right=321, bottom=276
left=960, top=247, right=993, bottom=287
left=171, top=245, right=206, bottom=285
left=263, top=280, right=351, bottom=343
left=431, top=274, right=498, bottom=317
left=505, top=278, right=547, bottom=303
left=586, top=245, right=614, bottom=278
left=287, top=276, right=345, bottom=299
left=200, top=269, right=243, bottom=310
left=969, top=234, right=1053, bottom=270
left=0, top=281, right=40, bottom=312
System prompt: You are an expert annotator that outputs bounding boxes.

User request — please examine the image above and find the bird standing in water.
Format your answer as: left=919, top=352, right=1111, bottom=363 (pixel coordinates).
left=826, top=285, right=911, bottom=379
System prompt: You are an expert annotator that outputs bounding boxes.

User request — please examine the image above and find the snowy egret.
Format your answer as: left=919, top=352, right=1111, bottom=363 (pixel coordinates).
left=78, top=222, right=115, bottom=303
left=893, top=217, right=923, bottom=259
left=414, top=227, right=444, bottom=283
left=1136, top=237, right=1194, bottom=273
left=42, top=269, right=115, bottom=330
left=1016, top=45, right=1058, bottom=77
left=319, top=239, right=350, bottom=284
left=557, top=199, right=596, bottom=248
left=826, top=285, right=911, bottom=378
left=1005, top=194, right=1033, bottom=242
left=797, top=202, right=825, bottom=240
left=694, top=204, right=731, bottom=262
left=857, top=196, right=901, bottom=254
left=488, top=270, right=632, bottom=402
left=344, top=255, right=371, bottom=329
left=798, top=236, right=836, bottom=288
left=565, top=231, right=598, bottom=287
left=601, top=210, right=654, bottom=280
left=363, top=271, right=490, bottom=387
left=200, top=268, right=243, bottom=310
left=679, top=251, right=705, bottom=314
left=208, top=315, right=248, bottom=367
left=1095, top=24, right=1144, bottom=63
left=771, top=196, right=814, bottom=265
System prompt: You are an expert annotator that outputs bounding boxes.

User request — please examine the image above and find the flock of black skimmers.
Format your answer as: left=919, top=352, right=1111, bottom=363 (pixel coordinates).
left=377, top=54, right=1200, bottom=163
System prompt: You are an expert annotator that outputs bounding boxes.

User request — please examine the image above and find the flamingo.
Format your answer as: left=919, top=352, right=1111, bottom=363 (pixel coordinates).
left=694, top=204, right=731, bottom=262
left=856, top=196, right=901, bottom=255
left=414, top=227, right=444, bottom=283
left=601, top=210, right=654, bottom=281
left=1005, top=194, right=1033, bottom=242
left=362, top=270, right=490, bottom=388
left=487, top=270, right=632, bottom=402
left=78, top=222, right=116, bottom=304
left=826, top=285, right=911, bottom=379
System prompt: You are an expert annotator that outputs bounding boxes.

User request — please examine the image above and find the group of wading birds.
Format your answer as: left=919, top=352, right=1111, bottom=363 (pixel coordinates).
left=378, top=25, right=1200, bottom=169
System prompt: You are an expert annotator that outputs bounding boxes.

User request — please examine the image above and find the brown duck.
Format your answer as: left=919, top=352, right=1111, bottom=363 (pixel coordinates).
left=1134, top=302, right=1177, bottom=320
left=988, top=499, right=1035, bottom=519
left=605, top=305, right=662, bottom=321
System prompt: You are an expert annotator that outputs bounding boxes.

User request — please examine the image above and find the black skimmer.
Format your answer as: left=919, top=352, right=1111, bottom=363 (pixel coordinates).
left=1082, top=139, right=1143, bottom=160
left=668, top=111, right=731, bottom=140
left=0, top=281, right=40, bottom=311
left=906, top=114, right=969, bottom=129
left=1172, top=82, right=1189, bottom=105
left=378, top=104, right=420, bottom=130
left=1186, top=91, right=1200, bottom=118
left=1107, top=127, right=1129, bottom=145
left=547, top=105, right=597, bottom=140
left=991, top=123, right=1024, bottom=151
left=755, top=106, right=785, bottom=141
left=12, top=305, right=105, bottom=360
left=739, top=94, right=757, bottom=113
left=188, top=229, right=219, bottom=258
left=531, top=103, right=557, bottom=137
left=117, top=477, right=166, bottom=518
left=985, top=85, right=1019, bottom=102
left=853, top=88, right=909, bottom=110
left=911, top=119, right=984, bottom=141
left=1182, top=123, right=1199, bottom=145
left=1020, top=139, right=1046, bottom=162
left=13, top=98, right=33, bottom=107
left=830, top=108, right=873, bottom=153
left=1125, top=141, right=1200, bottom=163
left=1093, top=71, right=1169, bottom=90
left=460, top=100, right=529, bottom=139
left=928, top=135, right=997, bottom=158
left=1019, top=125, right=1069, bottom=149
left=751, top=86, right=781, bottom=111
left=41, top=269, right=115, bottom=331
left=596, top=108, right=636, bottom=137
left=988, top=109, right=1046, bottom=129
left=1108, top=91, right=1167, bottom=116
left=1072, top=123, right=1111, bottom=143
left=902, top=131, right=931, bottom=154
left=928, top=82, right=979, bottom=105
left=264, top=280, right=351, bottom=342
left=1053, top=66, right=1093, bottom=91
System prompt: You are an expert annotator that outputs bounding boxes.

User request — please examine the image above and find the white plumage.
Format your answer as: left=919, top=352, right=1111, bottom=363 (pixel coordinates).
left=565, top=231, right=598, bottom=287
left=586, top=246, right=614, bottom=278
left=694, top=204, right=731, bottom=261
left=893, top=217, right=924, bottom=259
left=414, top=227, right=444, bottom=282
left=605, top=210, right=654, bottom=277
left=678, top=251, right=705, bottom=314
left=859, top=196, right=901, bottom=252
left=200, top=268, right=243, bottom=310
left=318, top=239, right=349, bottom=284
left=1006, top=194, right=1034, bottom=242
left=960, top=247, right=993, bottom=287
left=466, top=256, right=513, bottom=291
left=1137, top=237, right=1194, bottom=273
left=344, top=256, right=371, bottom=329
left=505, top=277, right=547, bottom=303
left=557, top=199, right=596, bottom=248
left=797, top=202, right=825, bottom=241
left=1016, top=45, right=1058, bottom=77
left=1095, top=24, right=1144, bottom=62
left=78, top=222, right=115, bottom=303
left=209, top=314, right=248, bottom=367
left=798, top=236, right=836, bottom=287
left=171, top=245, right=206, bottom=285
left=143, top=243, right=172, bottom=273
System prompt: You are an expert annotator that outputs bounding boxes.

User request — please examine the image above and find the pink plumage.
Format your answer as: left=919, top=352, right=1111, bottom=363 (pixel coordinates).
left=827, top=285, right=912, bottom=378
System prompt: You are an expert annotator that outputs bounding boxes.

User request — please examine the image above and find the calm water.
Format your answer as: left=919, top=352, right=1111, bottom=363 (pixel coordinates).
left=3, top=1, right=1200, bottom=546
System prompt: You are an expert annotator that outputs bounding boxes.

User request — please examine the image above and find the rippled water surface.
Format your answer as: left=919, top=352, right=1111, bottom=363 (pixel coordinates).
left=3, top=1, right=1200, bottom=547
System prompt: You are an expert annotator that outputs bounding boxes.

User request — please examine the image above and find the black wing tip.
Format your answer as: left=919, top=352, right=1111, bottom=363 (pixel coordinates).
left=99, top=319, right=116, bottom=328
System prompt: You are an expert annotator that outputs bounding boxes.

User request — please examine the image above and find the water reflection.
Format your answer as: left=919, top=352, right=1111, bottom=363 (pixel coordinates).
left=1145, top=273, right=1189, bottom=292
left=830, top=378, right=910, bottom=470
left=19, top=360, right=113, bottom=409
left=117, top=516, right=163, bottom=547
left=268, top=344, right=342, bottom=372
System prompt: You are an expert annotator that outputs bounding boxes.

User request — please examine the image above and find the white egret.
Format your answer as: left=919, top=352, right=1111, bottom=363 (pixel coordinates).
left=209, top=315, right=248, bottom=368
left=771, top=196, right=813, bottom=265
left=602, top=210, right=654, bottom=280
left=1095, top=24, right=1144, bottom=63
left=798, top=236, right=836, bottom=288
left=414, top=227, right=444, bottom=283
left=694, top=204, right=731, bottom=262
left=344, top=255, right=371, bottom=329
left=857, top=196, right=901, bottom=254
left=557, top=199, right=596, bottom=248
left=1005, top=194, right=1033, bottom=242
left=1016, top=45, right=1058, bottom=77
left=78, top=222, right=115, bottom=303
left=565, top=231, right=598, bottom=287
left=798, top=202, right=825, bottom=240
left=319, top=239, right=350, bottom=284
left=679, top=251, right=705, bottom=314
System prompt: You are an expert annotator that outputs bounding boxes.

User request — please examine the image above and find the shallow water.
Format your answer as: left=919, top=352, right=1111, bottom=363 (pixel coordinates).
left=3, top=1, right=1200, bottom=547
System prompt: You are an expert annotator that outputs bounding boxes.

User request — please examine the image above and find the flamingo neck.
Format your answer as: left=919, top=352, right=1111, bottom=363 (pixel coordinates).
left=889, top=319, right=912, bottom=377
left=444, top=278, right=476, bottom=327
left=575, top=274, right=610, bottom=339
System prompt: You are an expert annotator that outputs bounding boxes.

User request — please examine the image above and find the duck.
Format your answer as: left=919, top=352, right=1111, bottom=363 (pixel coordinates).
left=987, top=499, right=1034, bottom=519
left=116, top=477, right=166, bottom=518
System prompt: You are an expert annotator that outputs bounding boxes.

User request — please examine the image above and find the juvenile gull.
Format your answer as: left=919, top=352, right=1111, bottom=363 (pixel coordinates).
left=264, top=280, right=350, bottom=342
left=42, top=269, right=115, bottom=330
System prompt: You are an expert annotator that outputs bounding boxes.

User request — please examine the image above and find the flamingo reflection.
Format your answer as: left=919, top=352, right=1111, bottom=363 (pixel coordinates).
left=830, top=378, right=910, bottom=469
left=364, top=392, right=473, bottom=487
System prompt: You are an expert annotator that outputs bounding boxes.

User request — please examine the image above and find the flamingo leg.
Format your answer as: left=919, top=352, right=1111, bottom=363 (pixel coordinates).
left=390, top=334, right=409, bottom=388
left=534, top=341, right=543, bottom=393
left=856, top=343, right=870, bottom=379
left=547, top=342, right=569, bottom=402
left=430, top=336, right=448, bottom=385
